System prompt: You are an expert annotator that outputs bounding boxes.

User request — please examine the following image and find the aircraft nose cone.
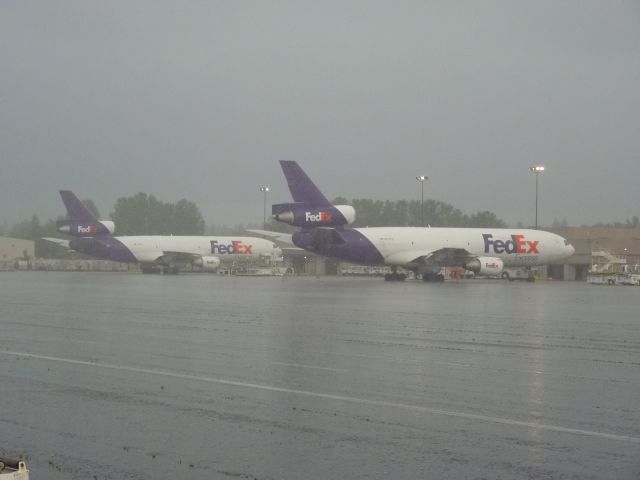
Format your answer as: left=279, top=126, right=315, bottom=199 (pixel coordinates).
left=568, top=244, right=575, bottom=256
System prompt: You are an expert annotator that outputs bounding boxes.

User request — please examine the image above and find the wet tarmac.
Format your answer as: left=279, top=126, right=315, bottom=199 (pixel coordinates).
left=1, top=272, right=639, bottom=479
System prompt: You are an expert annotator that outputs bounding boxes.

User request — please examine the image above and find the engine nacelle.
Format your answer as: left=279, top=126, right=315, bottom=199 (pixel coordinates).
left=193, top=256, right=221, bottom=272
left=334, top=205, right=356, bottom=224
left=465, top=257, right=504, bottom=276
left=272, top=203, right=356, bottom=227
left=99, top=221, right=115, bottom=234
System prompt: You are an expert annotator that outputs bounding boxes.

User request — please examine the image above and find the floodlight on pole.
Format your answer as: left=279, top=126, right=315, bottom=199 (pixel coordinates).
left=259, top=186, right=270, bottom=230
left=416, top=175, right=428, bottom=227
left=529, top=166, right=545, bottom=229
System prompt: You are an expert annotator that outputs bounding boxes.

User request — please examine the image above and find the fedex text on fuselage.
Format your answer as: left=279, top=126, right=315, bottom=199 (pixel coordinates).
left=210, top=240, right=253, bottom=255
left=483, top=233, right=539, bottom=255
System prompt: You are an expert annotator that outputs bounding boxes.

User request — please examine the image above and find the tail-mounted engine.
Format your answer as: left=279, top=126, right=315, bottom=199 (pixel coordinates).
left=273, top=203, right=355, bottom=228
left=56, top=219, right=115, bottom=236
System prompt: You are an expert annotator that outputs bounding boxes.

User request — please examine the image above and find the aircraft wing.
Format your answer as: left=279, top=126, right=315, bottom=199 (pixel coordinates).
left=155, top=251, right=207, bottom=266
left=41, top=237, right=70, bottom=248
left=387, top=248, right=473, bottom=268
left=421, top=247, right=474, bottom=266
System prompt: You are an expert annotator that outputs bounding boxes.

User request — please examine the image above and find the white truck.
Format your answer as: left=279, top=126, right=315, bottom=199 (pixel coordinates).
left=501, top=267, right=535, bottom=282
left=0, top=459, right=29, bottom=480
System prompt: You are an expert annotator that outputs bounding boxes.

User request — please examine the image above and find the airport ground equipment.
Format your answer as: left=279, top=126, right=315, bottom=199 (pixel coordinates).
left=0, top=458, right=29, bottom=480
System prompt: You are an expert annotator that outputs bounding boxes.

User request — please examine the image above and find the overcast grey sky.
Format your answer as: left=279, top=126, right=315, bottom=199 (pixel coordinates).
left=1, top=1, right=639, bottom=229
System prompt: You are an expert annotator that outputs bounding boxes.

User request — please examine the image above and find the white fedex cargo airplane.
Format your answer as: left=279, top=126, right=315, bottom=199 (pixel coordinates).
left=45, top=191, right=282, bottom=273
left=264, top=161, right=574, bottom=281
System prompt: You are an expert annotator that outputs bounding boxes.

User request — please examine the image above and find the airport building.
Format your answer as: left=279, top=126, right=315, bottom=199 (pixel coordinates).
left=546, top=227, right=640, bottom=280
left=0, top=236, right=34, bottom=263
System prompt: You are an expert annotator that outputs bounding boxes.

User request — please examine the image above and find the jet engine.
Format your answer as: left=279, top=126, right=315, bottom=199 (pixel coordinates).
left=193, top=256, right=221, bottom=272
left=273, top=204, right=356, bottom=227
left=56, top=220, right=115, bottom=236
left=98, top=221, right=115, bottom=234
left=464, top=257, right=504, bottom=276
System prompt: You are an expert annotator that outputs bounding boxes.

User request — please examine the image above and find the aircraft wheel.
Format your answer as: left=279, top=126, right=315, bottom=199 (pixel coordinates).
left=501, top=271, right=510, bottom=280
left=435, top=274, right=445, bottom=282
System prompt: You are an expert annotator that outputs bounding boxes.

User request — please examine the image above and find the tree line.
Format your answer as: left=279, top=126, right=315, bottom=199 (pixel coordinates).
left=335, top=197, right=506, bottom=228
left=110, top=193, right=205, bottom=235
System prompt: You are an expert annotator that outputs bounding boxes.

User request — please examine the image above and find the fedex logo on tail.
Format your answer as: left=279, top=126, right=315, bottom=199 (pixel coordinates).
left=211, top=240, right=253, bottom=255
left=77, top=225, right=97, bottom=234
left=483, top=234, right=539, bottom=254
left=305, top=211, right=332, bottom=222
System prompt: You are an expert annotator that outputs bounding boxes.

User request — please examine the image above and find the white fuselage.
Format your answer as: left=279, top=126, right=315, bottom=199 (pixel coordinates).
left=355, top=227, right=574, bottom=267
left=116, top=236, right=281, bottom=264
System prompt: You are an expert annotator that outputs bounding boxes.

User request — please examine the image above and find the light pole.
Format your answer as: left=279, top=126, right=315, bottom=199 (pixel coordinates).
left=259, top=186, right=270, bottom=230
left=529, top=166, right=545, bottom=229
left=416, top=175, right=428, bottom=226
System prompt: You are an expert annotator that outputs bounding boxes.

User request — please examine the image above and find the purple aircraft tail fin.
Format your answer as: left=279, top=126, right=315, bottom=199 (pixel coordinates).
left=60, top=190, right=99, bottom=224
left=58, top=191, right=114, bottom=236
left=279, top=160, right=331, bottom=206
left=274, top=161, right=356, bottom=228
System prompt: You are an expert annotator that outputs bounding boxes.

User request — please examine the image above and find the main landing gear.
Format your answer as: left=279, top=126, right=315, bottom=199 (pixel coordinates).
left=140, top=264, right=180, bottom=275
left=421, top=272, right=445, bottom=282
left=384, top=272, right=407, bottom=281
left=384, top=267, right=407, bottom=282
left=417, top=266, right=445, bottom=282
left=383, top=266, right=446, bottom=283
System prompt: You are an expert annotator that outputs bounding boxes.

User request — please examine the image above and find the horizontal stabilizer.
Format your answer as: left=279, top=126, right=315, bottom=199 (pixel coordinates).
left=246, top=229, right=294, bottom=246
left=41, top=237, right=70, bottom=248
